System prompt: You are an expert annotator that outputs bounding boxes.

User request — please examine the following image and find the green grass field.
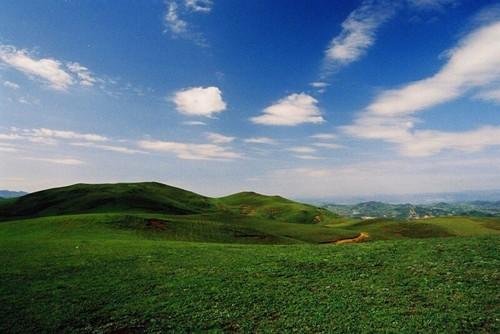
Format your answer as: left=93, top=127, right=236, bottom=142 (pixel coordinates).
left=0, top=183, right=499, bottom=333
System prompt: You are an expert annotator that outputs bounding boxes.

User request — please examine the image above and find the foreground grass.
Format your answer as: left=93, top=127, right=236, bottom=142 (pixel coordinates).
left=0, top=213, right=358, bottom=244
left=1, top=236, right=498, bottom=333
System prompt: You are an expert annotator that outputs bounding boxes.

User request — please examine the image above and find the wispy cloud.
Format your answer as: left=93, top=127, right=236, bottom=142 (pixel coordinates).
left=243, top=137, right=276, bottom=145
left=312, top=142, right=343, bottom=149
left=476, top=88, right=500, bottom=104
left=185, top=0, right=213, bottom=13
left=172, top=86, right=227, bottom=117
left=294, top=155, right=323, bottom=160
left=165, top=1, right=188, bottom=35
left=342, top=19, right=500, bottom=157
left=3, top=80, right=19, bottom=89
left=30, top=128, right=108, bottom=142
left=287, top=146, right=316, bottom=154
left=66, top=62, right=97, bottom=87
left=0, top=45, right=74, bottom=90
left=324, top=1, right=396, bottom=72
left=70, top=142, right=145, bottom=155
left=183, top=121, right=207, bottom=126
left=407, top=0, right=458, bottom=10
left=265, top=155, right=500, bottom=198
left=0, top=127, right=108, bottom=145
left=251, top=93, right=324, bottom=126
left=316, top=0, right=459, bottom=91
left=138, top=139, right=241, bottom=160
left=163, top=0, right=212, bottom=46
left=310, top=133, right=337, bottom=140
left=364, top=21, right=500, bottom=116
left=206, top=132, right=235, bottom=144
left=24, top=157, right=84, bottom=165
left=0, top=44, right=102, bottom=91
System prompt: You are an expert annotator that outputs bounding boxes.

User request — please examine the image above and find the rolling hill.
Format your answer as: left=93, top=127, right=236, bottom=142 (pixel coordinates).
left=0, top=182, right=351, bottom=244
left=0, top=182, right=215, bottom=218
left=0, top=182, right=499, bottom=332
left=0, top=182, right=337, bottom=224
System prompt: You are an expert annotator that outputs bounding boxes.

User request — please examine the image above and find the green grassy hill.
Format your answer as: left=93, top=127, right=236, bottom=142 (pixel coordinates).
left=0, top=183, right=353, bottom=244
left=1, top=183, right=499, bottom=244
left=0, top=182, right=499, bottom=332
left=217, top=191, right=336, bottom=224
left=0, top=182, right=215, bottom=218
left=0, top=182, right=337, bottom=225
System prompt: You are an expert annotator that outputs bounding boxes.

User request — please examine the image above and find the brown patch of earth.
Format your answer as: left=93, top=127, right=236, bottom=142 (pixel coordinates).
left=146, top=220, right=167, bottom=230
left=335, top=232, right=370, bottom=244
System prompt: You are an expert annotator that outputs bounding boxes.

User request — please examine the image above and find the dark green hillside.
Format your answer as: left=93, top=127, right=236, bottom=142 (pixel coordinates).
left=0, top=183, right=339, bottom=226
left=218, top=191, right=338, bottom=224
left=0, top=182, right=215, bottom=218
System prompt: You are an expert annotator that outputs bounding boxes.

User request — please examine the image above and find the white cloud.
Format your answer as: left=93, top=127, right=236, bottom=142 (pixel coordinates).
left=0, top=146, right=18, bottom=152
left=66, top=62, right=97, bottom=86
left=28, top=128, right=108, bottom=142
left=287, top=146, right=316, bottom=154
left=310, top=81, right=329, bottom=89
left=243, top=137, right=276, bottom=145
left=343, top=19, right=500, bottom=157
left=325, top=1, right=395, bottom=68
left=476, top=88, right=500, bottom=104
left=400, top=126, right=500, bottom=157
left=312, top=142, right=343, bottom=149
left=3, top=80, right=19, bottom=89
left=70, top=142, right=145, bottom=154
left=24, top=157, right=84, bottom=165
left=138, top=139, right=241, bottom=160
left=408, top=0, right=458, bottom=10
left=263, top=156, right=500, bottom=198
left=0, top=133, right=23, bottom=141
left=310, top=133, right=337, bottom=140
left=172, top=86, right=227, bottom=117
left=206, top=132, right=235, bottom=144
left=0, top=45, right=74, bottom=90
left=251, top=93, right=324, bottom=126
left=310, top=81, right=330, bottom=93
left=185, top=0, right=213, bottom=13
left=294, top=155, right=322, bottom=160
left=163, top=1, right=209, bottom=46
left=366, top=21, right=500, bottom=116
left=17, top=96, right=40, bottom=105
left=165, top=1, right=188, bottom=35
left=0, top=128, right=109, bottom=148
left=183, top=121, right=207, bottom=126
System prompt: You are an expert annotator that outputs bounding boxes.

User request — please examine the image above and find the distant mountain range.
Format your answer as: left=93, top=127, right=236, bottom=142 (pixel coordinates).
left=0, top=190, right=27, bottom=198
left=300, top=189, right=500, bottom=205
left=324, top=201, right=500, bottom=220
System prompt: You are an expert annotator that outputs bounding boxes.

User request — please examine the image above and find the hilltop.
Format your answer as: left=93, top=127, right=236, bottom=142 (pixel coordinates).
left=0, top=182, right=336, bottom=225
left=0, top=182, right=215, bottom=218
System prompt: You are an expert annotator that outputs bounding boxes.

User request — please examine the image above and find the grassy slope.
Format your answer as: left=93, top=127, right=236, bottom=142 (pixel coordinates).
left=327, top=216, right=500, bottom=240
left=0, top=236, right=498, bottom=333
left=0, top=184, right=499, bottom=332
left=0, top=213, right=358, bottom=244
left=217, top=192, right=337, bottom=225
left=0, top=183, right=338, bottom=226
left=0, top=182, right=215, bottom=218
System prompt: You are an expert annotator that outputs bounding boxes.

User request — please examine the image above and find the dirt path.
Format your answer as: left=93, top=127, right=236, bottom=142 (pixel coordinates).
left=335, top=232, right=369, bottom=244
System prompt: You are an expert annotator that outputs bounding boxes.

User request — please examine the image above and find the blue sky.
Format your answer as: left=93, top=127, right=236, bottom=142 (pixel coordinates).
left=1, top=0, right=500, bottom=199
